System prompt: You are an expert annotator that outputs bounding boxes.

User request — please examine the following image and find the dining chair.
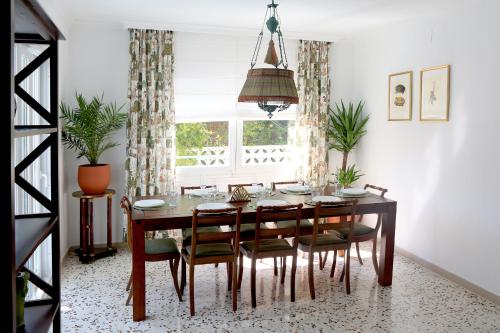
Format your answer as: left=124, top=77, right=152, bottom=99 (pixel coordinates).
left=298, top=200, right=357, bottom=299
left=226, top=182, right=279, bottom=275
left=270, top=180, right=303, bottom=191
left=270, top=180, right=316, bottom=266
left=238, top=204, right=303, bottom=308
left=271, top=179, right=313, bottom=232
left=181, top=207, right=242, bottom=316
left=320, top=184, right=388, bottom=275
left=120, top=197, right=182, bottom=305
left=180, top=185, right=224, bottom=291
left=180, top=185, right=216, bottom=195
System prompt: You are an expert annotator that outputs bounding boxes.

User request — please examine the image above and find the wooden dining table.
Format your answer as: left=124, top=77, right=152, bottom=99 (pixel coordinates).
left=130, top=188, right=397, bottom=321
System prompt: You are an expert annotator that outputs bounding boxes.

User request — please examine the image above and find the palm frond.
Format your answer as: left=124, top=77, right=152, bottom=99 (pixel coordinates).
left=334, top=164, right=364, bottom=188
left=327, top=100, right=369, bottom=154
left=60, top=93, right=127, bottom=164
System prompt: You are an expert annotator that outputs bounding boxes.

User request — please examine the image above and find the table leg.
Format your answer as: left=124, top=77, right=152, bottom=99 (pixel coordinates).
left=378, top=202, right=397, bottom=286
left=81, top=199, right=88, bottom=261
left=132, top=219, right=146, bottom=321
left=89, top=200, right=94, bottom=257
left=107, top=196, right=112, bottom=249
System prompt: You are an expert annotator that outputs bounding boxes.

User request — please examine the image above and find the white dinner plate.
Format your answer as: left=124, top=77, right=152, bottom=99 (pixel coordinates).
left=256, top=199, right=288, bottom=207
left=312, top=196, right=341, bottom=203
left=341, top=188, right=367, bottom=196
left=196, top=202, right=232, bottom=210
left=286, top=184, right=309, bottom=193
left=134, top=199, right=166, bottom=208
left=190, top=188, right=211, bottom=197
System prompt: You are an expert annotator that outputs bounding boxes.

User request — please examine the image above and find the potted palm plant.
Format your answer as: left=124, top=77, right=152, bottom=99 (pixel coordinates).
left=327, top=100, right=369, bottom=171
left=60, top=94, right=127, bottom=194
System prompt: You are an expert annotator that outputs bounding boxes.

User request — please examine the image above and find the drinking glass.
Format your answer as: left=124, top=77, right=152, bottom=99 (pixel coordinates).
left=167, top=191, right=177, bottom=206
left=264, top=186, right=272, bottom=198
left=210, top=185, right=218, bottom=200
left=311, top=186, right=321, bottom=201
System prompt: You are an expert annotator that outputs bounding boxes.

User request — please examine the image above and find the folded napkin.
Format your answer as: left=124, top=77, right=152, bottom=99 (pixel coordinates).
left=226, top=186, right=251, bottom=203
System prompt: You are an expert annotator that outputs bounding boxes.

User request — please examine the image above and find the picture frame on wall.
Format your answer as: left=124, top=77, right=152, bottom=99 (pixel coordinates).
left=388, top=71, right=412, bottom=121
left=419, top=65, right=450, bottom=121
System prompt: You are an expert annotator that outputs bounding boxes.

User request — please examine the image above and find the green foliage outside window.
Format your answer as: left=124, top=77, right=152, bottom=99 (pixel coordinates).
left=175, top=122, right=228, bottom=166
left=243, top=120, right=293, bottom=146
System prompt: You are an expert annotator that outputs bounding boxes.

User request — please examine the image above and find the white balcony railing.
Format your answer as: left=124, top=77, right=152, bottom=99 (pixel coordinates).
left=176, top=146, right=230, bottom=166
left=176, top=144, right=293, bottom=167
left=242, top=145, right=292, bottom=165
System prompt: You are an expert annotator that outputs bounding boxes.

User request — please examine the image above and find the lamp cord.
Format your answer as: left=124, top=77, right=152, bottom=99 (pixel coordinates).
left=250, top=7, right=270, bottom=68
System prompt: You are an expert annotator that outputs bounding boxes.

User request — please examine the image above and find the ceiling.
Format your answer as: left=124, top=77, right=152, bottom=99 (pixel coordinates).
left=49, top=0, right=467, bottom=41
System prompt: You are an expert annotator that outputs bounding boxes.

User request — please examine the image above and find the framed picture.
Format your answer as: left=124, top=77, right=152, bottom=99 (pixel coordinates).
left=419, top=65, right=450, bottom=121
left=388, top=71, right=412, bottom=121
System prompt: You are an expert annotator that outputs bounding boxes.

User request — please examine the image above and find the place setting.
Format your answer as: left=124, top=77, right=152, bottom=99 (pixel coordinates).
left=336, top=187, right=370, bottom=198
left=133, top=192, right=178, bottom=211
left=279, top=183, right=312, bottom=195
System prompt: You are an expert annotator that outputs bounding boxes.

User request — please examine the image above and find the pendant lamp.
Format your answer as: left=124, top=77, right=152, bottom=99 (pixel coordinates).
left=238, top=0, right=298, bottom=118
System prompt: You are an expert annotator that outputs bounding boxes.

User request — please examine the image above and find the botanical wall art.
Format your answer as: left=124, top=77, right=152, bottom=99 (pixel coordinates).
left=388, top=71, right=412, bottom=121
left=420, top=65, right=450, bottom=121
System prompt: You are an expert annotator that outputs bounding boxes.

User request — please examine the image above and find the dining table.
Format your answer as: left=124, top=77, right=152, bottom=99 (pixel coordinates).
left=130, top=187, right=397, bottom=321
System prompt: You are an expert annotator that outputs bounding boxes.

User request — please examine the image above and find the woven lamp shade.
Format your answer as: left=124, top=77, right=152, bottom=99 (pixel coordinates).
left=238, top=68, right=299, bottom=104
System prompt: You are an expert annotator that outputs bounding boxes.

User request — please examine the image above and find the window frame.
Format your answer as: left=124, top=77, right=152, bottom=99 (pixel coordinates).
left=174, top=109, right=296, bottom=181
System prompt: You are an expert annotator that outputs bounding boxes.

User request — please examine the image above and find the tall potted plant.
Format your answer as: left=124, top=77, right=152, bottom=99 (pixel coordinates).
left=327, top=100, right=369, bottom=177
left=60, top=94, right=127, bottom=194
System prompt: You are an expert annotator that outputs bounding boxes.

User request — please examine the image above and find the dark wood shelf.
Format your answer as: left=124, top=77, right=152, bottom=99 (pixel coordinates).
left=24, top=302, right=59, bottom=333
left=15, top=215, right=58, bottom=271
left=14, top=126, right=57, bottom=138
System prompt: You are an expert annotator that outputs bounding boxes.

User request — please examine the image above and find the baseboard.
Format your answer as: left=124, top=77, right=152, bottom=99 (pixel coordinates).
left=396, top=246, right=500, bottom=306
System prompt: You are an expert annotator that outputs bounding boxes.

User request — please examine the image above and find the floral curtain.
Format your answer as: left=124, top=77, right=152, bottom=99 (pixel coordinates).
left=125, top=29, right=175, bottom=198
left=295, top=40, right=330, bottom=186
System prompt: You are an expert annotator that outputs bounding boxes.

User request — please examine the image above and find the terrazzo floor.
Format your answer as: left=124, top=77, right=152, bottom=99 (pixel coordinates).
left=61, top=244, right=500, bottom=332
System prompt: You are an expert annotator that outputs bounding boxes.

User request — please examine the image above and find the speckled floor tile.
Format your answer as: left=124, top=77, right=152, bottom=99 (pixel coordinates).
left=61, top=244, right=500, bottom=332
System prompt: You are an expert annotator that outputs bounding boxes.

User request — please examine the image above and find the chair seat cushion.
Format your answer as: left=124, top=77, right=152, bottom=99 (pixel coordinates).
left=185, top=243, right=234, bottom=257
left=145, top=238, right=179, bottom=255
left=182, top=226, right=223, bottom=240
left=338, top=223, right=375, bottom=237
left=298, top=234, right=347, bottom=247
left=231, top=223, right=267, bottom=237
left=276, top=219, right=312, bottom=229
left=240, top=239, right=292, bottom=253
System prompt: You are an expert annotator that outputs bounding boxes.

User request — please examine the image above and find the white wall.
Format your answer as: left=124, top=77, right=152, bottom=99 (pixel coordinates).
left=61, top=23, right=129, bottom=248
left=334, top=0, right=500, bottom=296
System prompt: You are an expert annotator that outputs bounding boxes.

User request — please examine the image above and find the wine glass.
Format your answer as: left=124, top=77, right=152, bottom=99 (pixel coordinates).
left=210, top=185, right=218, bottom=200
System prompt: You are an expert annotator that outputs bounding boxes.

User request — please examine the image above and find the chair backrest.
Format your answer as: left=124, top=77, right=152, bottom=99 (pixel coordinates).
left=227, top=183, right=264, bottom=193
left=253, top=204, right=303, bottom=251
left=271, top=180, right=303, bottom=191
left=358, top=184, right=388, bottom=228
left=364, top=184, right=388, bottom=198
left=311, top=200, right=358, bottom=246
left=120, top=196, right=133, bottom=250
left=181, top=185, right=217, bottom=195
left=190, top=207, right=242, bottom=261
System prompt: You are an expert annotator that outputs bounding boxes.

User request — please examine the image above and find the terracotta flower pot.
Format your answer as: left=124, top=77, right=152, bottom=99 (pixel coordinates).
left=78, top=164, right=110, bottom=195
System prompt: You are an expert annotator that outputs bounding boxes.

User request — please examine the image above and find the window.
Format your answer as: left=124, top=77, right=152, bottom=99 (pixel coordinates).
left=242, top=120, right=294, bottom=166
left=176, top=121, right=229, bottom=167
left=175, top=120, right=295, bottom=169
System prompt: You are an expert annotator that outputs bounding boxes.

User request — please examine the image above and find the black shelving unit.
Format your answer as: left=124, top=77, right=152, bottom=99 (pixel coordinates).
left=2, top=1, right=63, bottom=332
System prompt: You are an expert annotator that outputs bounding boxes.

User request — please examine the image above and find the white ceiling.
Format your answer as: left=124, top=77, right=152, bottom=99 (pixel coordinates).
left=51, top=0, right=467, bottom=41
